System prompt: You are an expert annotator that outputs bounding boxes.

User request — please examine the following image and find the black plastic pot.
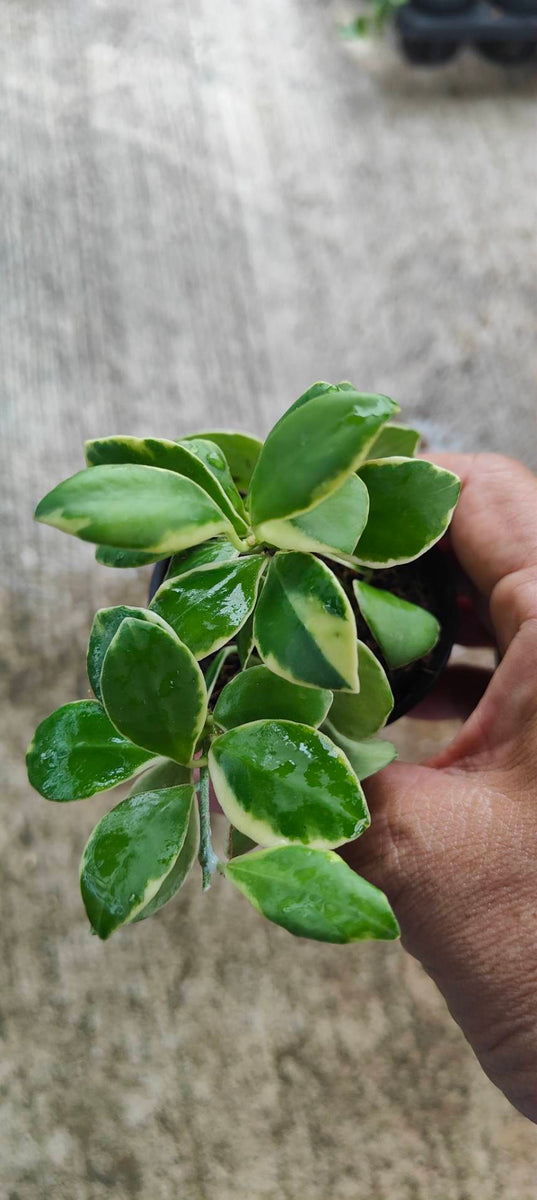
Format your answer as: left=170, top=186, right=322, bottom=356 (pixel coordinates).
left=495, top=0, right=537, bottom=15
left=400, top=34, right=461, bottom=61
left=397, top=2, right=537, bottom=64
left=411, top=0, right=475, bottom=15
left=149, top=545, right=457, bottom=725
left=475, top=36, right=536, bottom=57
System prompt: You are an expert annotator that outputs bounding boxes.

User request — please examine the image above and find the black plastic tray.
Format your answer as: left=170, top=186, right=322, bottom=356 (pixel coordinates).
left=397, top=2, right=537, bottom=63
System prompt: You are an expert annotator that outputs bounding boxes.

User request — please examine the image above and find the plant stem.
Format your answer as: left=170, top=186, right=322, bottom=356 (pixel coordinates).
left=198, top=762, right=219, bottom=891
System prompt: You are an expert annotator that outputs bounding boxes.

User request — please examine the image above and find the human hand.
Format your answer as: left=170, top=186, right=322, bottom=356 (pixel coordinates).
left=345, top=452, right=537, bottom=1122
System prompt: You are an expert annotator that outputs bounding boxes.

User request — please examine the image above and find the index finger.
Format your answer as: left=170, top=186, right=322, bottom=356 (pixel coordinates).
left=422, top=452, right=537, bottom=652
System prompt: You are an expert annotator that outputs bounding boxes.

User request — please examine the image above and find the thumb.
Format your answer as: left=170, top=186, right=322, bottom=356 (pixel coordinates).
left=343, top=759, right=429, bottom=908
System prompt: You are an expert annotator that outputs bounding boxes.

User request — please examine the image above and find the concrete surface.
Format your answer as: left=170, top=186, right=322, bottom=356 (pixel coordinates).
left=1, top=1, right=537, bottom=1197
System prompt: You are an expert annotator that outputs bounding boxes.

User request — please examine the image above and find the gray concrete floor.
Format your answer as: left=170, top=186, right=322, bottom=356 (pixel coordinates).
left=1, top=2, right=537, bottom=1197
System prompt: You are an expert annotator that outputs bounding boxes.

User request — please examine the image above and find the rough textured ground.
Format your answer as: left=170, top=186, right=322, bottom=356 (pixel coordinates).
left=1, top=2, right=537, bottom=1197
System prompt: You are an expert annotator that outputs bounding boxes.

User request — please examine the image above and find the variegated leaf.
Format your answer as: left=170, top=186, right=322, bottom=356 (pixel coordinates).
left=100, top=618, right=207, bottom=764
left=80, top=785, right=197, bottom=938
left=209, top=719, right=369, bottom=850
left=249, top=385, right=399, bottom=526
left=225, top=845, right=399, bottom=942
left=150, top=556, right=267, bottom=659
left=35, top=464, right=239, bottom=553
left=26, top=700, right=155, bottom=801
left=85, top=435, right=248, bottom=535
left=254, top=552, right=358, bottom=691
left=355, top=457, right=460, bottom=566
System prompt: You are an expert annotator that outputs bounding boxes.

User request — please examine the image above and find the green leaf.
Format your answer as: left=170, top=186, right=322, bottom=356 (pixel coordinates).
left=100, top=618, right=207, bottom=764
left=322, top=730, right=397, bottom=781
left=184, top=430, right=263, bottom=494
left=267, top=380, right=335, bottom=429
left=182, top=437, right=247, bottom=524
left=325, top=641, right=393, bottom=740
left=95, top=546, right=169, bottom=569
left=354, top=581, right=440, bottom=669
left=224, top=846, right=400, bottom=943
left=165, top=537, right=238, bottom=582
left=236, top=611, right=255, bottom=668
left=26, top=700, right=155, bottom=801
left=80, top=784, right=196, bottom=939
left=150, top=556, right=267, bottom=659
left=254, top=552, right=358, bottom=691
left=209, top=720, right=369, bottom=850
left=366, top=423, right=420, bottom=460
left=85, top=435, right=248, bottom=535
left=35, top=463, right=239, bottom=554
left=129, top=758, right=192, bottom=796
left=256, top=474, right=369, bottom=559
left=213, top=665, right=332, bottom=731
left=132, top=794, right=199, bottom=922
left=87, top=605, right=171, bottom=701
left=355, top=458, right=461, bottom=566
left=248, top=385, right=399, bottom=526
left=204, top=645, right=236, bottom=700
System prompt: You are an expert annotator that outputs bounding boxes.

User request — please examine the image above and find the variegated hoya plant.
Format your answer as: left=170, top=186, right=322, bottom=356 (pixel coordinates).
left=27, top=382, right=461, bottom=945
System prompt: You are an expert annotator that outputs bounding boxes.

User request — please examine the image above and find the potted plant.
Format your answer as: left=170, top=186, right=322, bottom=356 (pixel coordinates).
left=27, top=382, right=460, bottom=945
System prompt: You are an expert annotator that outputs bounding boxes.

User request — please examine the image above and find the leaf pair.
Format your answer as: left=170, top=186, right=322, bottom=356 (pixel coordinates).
left=81, top=776, right=398, bottom=945
left=28, top=610, right=209, bottom=804
left=247, top=382, right=458, bottom=571
left=35, top=436, right=249, bottom=559
left=214, top=661, right=397, bottom=783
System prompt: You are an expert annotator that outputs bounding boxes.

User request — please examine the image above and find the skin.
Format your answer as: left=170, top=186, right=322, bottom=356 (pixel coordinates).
left=344, top=453, right=537, bottom=1123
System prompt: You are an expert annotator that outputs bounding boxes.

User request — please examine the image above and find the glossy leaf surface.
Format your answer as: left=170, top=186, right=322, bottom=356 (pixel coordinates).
left=182, top=437, right=247, bottom=524
left=254, top=552, right=358, bottom=691
left=366, top=423, right=420, bottom=460
left=213, top=665, right=332, bottom=731
left=324, top=729, right=397, bottom=780
left=96, top=546, right=169, bottom=569
left=209, top=720, right=369, bottom=850
left=132, top=794, right=199, bottom=922
left=325, top=641, right=393, bottom=740
left=248, top=386, right=398, bottom=526
left=101, top=618, right=207, bottom=764
left=355, top=458, right=460, bottom=566
left=265, top=381, right=335, bottom=433
left=150, top=556, right=267, bottom=659
left=165, top=538, right=238, bottom=583
left=224, top=845, right=400, bottom=943
left=80, top=785, right=196, bottom=938
left=257, top=474, right=369, bottom=558
left=87, top=605, right=170, bottom=701
left=85, top=435, right=247, bottom=535
left=35, top=464, right=236, bottom=553
left=26, top=700, right=155, bottom=801
left=354, top=581, right=440, bottom=669
left=185, top=430, right=263, bottom=494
